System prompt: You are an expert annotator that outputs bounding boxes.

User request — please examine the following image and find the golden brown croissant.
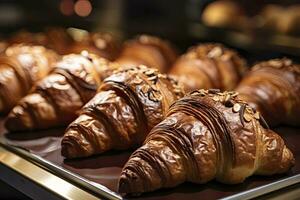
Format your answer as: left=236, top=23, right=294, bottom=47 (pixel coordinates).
left=116, top=35, right=178, bottom=73
left=236, top=58, right=300, bottom=127
left=118, top=89, right=294, bottom=195
left=170, top=43, right=247, bottom=92
left=61, top=65, right=185, bottom=159
left=0, top=44, right=58, bottom=114
left=8, top=28, right=73, bottom=55
left=5, top=52, right=117, bottom=131
left=67, top=31, right=120, bottom=61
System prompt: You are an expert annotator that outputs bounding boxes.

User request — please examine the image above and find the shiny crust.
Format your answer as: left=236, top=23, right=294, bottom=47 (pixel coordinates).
left=0, top=44, right=58, bottom=113
left=61, top=65, right=185, bottom=158
left=236, top=58, right=300, bottom=126
left=170, top=43, right=247, bottom=92
left=116, top=35, right=178, bottom=73
left=5, top=52, right=115, bottom=131
left=118, top=89, right=294, bottom=195
left=68, top=32, right=121, bottom=61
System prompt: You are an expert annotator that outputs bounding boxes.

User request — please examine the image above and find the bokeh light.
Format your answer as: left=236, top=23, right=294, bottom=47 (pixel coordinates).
left=59, top=0, right=74, bottom=16
left=74, top=0, right=92, bottom=17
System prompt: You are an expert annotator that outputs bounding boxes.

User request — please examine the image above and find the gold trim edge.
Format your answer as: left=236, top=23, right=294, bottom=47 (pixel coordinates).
left=0, top=146, right=102, bottom=200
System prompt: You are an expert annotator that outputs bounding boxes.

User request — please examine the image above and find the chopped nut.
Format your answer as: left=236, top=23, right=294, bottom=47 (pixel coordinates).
left=152, top=84, right=158, bottom=91
left=148, top=91, right=161, bottom=102
left=231, top=92, right=238, bottom=97
left=269, top=60, right=283, bottom=68
left=233, top=103, right=241, bottom=112
left=141, top=85, right=149, bottom=94
left=243, top=112, right=252, bottom=122
left=158, top=74, right=167, bottom=79
left=212, top=96, right=219, bottom=101
left=254, top=112, right=260, bottom=120
left=133, top=77, right=143, bottom=85
left=145, top=69, right=156, bottom=76
left=148, top=76, right=158, bottom=84
left=208, top=47, right=222, bottom=58
left=224, top=94, right=231, bottom=102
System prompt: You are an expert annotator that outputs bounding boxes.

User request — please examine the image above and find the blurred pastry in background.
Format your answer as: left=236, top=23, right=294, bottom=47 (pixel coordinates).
left=67, top=28, right=121, bottom=61
left=201, top=0, right=250, bottom=30
left=9, top=30, right=47, bottom=46
left=8, top=27, right=73, bottom=54
left=170, top=43, right=246, bottom=92
left=116, top=35, right=178, bottom=73
left=43, top=27, right=74, bottom=55
left=258, top=5, right=300, bottom=35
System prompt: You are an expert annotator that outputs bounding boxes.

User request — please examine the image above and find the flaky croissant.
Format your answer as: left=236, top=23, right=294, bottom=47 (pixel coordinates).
left=236, top=58, right=300, bottom=127
left=0, top=44, right=58, bottom=114
left=118, top=89, right=294, bottom=195
left=5, top=52, right=117, bottom=131
left=170, top=43, right=247, bottom=92
left=67, top=32, right=120, bottom=61
left=61, top=65, right=185, bottom=159
left=116, top=35, right=178, bottom=73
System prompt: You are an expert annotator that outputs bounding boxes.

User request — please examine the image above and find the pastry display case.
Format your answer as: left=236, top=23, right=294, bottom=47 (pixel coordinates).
left=0, top=1, right=299, bottom=199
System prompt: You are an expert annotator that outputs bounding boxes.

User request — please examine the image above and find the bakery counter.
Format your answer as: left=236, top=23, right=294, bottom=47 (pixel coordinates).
left=0, top=118, right=299, bottom=200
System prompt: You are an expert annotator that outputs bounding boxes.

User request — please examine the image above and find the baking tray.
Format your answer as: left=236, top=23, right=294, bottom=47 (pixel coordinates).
left=0, top=118, right=299, bottom=200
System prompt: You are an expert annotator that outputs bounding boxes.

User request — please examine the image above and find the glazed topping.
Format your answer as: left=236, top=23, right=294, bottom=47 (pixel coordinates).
left=189, top=89, right=269, bottom=129
left=252, top=58, right=300, bottom=74
left=186, top=43, right=240, bottom=60
left=100, top=65, right=184, bottom=143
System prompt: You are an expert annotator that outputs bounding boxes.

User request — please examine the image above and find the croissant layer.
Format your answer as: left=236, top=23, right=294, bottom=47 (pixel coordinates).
left=118, top=89, right=294, bottom=195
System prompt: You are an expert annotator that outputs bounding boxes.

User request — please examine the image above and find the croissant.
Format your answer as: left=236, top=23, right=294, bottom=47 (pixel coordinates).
left=118, top=89, right=295, bottom=195
left=61, top=65, right=185, bottom=159
left=236, top=58, right=300, bottom=127
left=116, top=35, right=178, bottom=73
left=170, top=43, right=247, bottom=92
left=9, top=30, right=48, bottom=46
left=43, top=27, right=74, bottom=55
left=0, top=44, right=58, bottom=114
left=5, top=52, right=117, bottom=131
left=67, top=31, right=120, bottom=61
left=8, top=28, right=73, bottom=55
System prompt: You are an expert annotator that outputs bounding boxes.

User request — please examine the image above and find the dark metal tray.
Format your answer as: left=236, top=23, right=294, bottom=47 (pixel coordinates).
left=0, top=119, right=299, bottom=200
